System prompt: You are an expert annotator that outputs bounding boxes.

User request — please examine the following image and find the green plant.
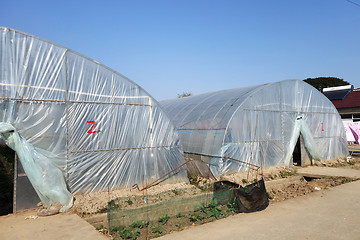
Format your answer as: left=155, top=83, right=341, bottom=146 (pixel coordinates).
left=199, top=185, right=208, bottom=192
left=126, top=199, right=133, bottom=206
left=207, top=206, right=225, bottom=219
left=108, top=200, right=121, bottom=210
left=279, top=170, right=295, bottom=178
left=131, top=220, right=145, bottom=229
left=206, top=199, right=225, bottom=219
left=342, top=178, right=351, bottom=184
left=110, top=225, right=125, bottom=234
left=158, top=214, right=169, bottom=225
left=172, top=189, right=180, bottom=195
left=110, top=225, right=140, bottom=239
left=226, top=201, right=238, bottom=212
left=144, top=220, right=149, bottom=227
left=175, top=222, right=184, bottom=229
left=267, top=193, right=273, bottom=200
left=189, top=174, right=200, bottom=186
left=242, top=179, right=248, bottom=184
left=189, top=213, right=203, bottom=222
left=120, top=226, right=139, bottom=240
left=96, top=207, right=107, bottom=213
left=152, top=225, right=163, bottom=234
left=195, top=203, right=208, bottom=214
left=96, top=225, right=105, bottom=230
left=348, top=161, right=355, bottom=165
left=176, top=213, right=182, bottom=218
left=208, top=199, right=218, bottom=209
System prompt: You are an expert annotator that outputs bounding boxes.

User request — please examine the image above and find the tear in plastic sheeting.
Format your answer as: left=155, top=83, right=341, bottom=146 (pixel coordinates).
left=161, top=79, right=348, bottom=178
left=0, top=122, right=73, bottom=212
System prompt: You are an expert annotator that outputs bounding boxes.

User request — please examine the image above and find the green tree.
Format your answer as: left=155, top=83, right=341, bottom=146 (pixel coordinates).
left=177, top=92, right=192, bottom=98
left=303, top=77, right=350, bottom=92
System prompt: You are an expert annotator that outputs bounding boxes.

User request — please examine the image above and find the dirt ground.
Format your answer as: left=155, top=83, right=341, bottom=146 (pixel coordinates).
left=1, top=148, right=359, bottom=240
left=72, top=155, right=360, bottom=216
left=92, top=155, right=360, bottom=239
left=0, top=209, right=108, bottom=240
left=158, top=179, right=360, bottom=240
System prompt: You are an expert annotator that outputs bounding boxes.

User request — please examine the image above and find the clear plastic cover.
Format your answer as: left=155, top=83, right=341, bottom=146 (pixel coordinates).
left=0, top=27, right=187, bottom=209
left=161, top=80, right=348, bottom=178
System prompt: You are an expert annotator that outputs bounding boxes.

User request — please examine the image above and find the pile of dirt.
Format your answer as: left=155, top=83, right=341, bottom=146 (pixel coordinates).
left=318, top=156, right=360, bottom=170
left=267, top=176, right=354, bottom=202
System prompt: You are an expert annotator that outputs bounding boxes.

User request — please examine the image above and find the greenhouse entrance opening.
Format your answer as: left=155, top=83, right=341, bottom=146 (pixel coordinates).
left=0, top=145, right=14, bottom=216
left=292, top=137, right=301, bottom=166
left=292, top=134, right=313, bottom=167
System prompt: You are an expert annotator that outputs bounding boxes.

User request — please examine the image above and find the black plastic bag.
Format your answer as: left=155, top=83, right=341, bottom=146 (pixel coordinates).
left=234, top=177, right=269, bottom=213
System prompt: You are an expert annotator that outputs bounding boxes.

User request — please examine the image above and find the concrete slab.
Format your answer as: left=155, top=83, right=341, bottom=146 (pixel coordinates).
left=296, top=166, right=360, bottom=179
left=157, top=180, right=360, bottom=240
left=0, top=210, right=109, bottom=240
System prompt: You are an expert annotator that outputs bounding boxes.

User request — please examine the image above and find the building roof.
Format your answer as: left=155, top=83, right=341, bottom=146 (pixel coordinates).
left=323, top=85, right=353, bottom=100
left=331, top=89, right=360, bottom=108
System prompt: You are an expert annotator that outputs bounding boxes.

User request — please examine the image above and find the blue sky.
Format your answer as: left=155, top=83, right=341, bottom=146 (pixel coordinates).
left=1, top=0, right=360, bottom=100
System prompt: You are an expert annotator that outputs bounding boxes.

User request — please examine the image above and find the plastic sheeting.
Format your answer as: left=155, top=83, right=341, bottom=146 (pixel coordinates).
left=0, top=26, right=187, bottom=207
left=161, top=80, right=348, bottom=178
left=0, top=122, right=73, bottom=212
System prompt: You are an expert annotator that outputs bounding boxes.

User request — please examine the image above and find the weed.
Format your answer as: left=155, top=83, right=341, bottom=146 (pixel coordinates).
left=96, top=207, right=107, bottom=214
left=199, top=185, right=208, bottom=192
left=348, top=161, right=355, bottom=165
left=96, top=225, right=105, bottom=230
left=279, top=170, right=295, bottom=178
left=207, top=206, right=225, bottom=219
left=109, top=225, right=125, bottom=234
left=110, top=225, right=140, bottom=239
left=176, top=213, right=182, bottom=218
left=208, top=199, right=218, bottom=209
left=342, top=178, right=351, bottom=184
left=172, top=189, right=180, bottom=195
left=189, top=174, right=200, bottom=186
left=108, top=200, right=121, bottom=210
left=144, top=220, right=149, bottom=227
left=126, top=199, right=133, bottom=206
left=158, top=214, right=169, bottom=225
left=189, top=213, right=203, bottom=222
left=267, top=193, right=273, bottom=200
left=175, top=222, right=184, bottom=229
left=226, top=201, right=238, bottom=213
left=195, top=202, right=208, bottom=213
left=152, top=225, right=163, bottom=234
left=242, top=179, right=248, bottom=184
left=131, top=220, right=145, bottom=229
left=120, top=226, right=139, bottom=240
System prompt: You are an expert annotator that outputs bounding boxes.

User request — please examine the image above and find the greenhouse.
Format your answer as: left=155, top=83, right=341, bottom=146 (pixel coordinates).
left=0, top=27, right=187, bottom=212
left=161, top=79, right=348, bottom=178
